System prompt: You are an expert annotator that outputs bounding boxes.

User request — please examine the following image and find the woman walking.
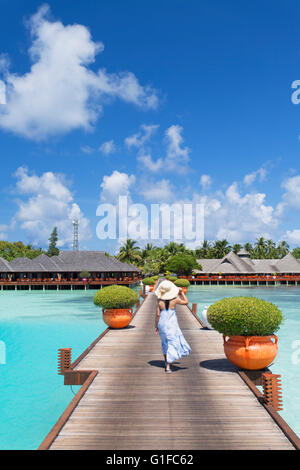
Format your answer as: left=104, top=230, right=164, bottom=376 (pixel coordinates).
left=155, top=280, right=191, bottom=373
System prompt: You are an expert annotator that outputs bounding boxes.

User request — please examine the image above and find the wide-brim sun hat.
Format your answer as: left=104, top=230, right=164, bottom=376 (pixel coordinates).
left=155, top=280, right=179, bottom=300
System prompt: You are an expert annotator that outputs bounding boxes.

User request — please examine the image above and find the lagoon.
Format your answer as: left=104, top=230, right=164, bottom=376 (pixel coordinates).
left=0, top=290, right=106, bottom=450
left=0, top=285, right=299, bottom=449
left=186, top=285, right=300, bottom=437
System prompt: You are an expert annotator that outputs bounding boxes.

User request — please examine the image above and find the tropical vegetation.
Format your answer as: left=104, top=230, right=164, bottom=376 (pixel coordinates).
left=47, top=227, right=60, bottom=257
left=116, top=239, right=142, bottom=265
left=0, top=234, right=298, bottom=274
left=165, top=254, right=201, bottom=276
left=112, top=237, right=295, bottom=275
left=79, top=270, right=91, bottom=279
left=0, top=241, right=45, bottom=261
left=195, top=238, right=290, bottom=260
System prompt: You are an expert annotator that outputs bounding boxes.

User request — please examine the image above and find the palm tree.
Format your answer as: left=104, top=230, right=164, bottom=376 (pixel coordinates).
left=195, top=240, right=212, bottom=258
left=164, top=242, right=181, bottom=256
left=254, top=237, right=267, bottom=259
left=244, top=242, right=253, bottom=254
left=266, top=239, right=276, bottom=258
left=212, top=239, right=231, bottom=258
left=141, top=243, right=157, bottom=260
left=117, top=239, right=142, bottom=265
left=276, top=240, right=289, bottom=259
left=232, top=243, right=242, bottom=254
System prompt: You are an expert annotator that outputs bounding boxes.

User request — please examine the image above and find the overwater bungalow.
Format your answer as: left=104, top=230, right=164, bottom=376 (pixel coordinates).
left=192, top=249, right=300, bottom=285
left=0, top=251, right=141, bottom=290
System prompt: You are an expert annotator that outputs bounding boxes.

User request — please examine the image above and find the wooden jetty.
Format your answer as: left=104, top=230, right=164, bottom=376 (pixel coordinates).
left=40, top=292, right=298, bottom=450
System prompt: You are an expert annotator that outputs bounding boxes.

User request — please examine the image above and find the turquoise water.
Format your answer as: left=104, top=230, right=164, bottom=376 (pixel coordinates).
left=186, top=285, right=300, bottom=437
left=1, top=286, right=299, bottom=449
left=0, top=290, right=107, bottom=450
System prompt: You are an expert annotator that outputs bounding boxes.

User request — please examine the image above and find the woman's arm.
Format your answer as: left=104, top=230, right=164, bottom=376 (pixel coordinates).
left=175, top=288, right=188, bottom=305
left=155, top=304, right=161, bottom=332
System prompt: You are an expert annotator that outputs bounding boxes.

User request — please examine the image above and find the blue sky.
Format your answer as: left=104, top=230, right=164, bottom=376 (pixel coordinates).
left=1, top=0, right=300, bottom=252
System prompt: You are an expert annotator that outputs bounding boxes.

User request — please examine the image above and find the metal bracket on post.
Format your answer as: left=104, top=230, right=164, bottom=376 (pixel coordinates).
left=262, top=373, right=283, bottom=411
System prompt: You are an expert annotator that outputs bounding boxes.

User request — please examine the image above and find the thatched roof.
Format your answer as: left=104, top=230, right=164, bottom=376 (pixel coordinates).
left=0, top=257, right=13, bottom=272
left=196, top=251, right=300, bottom=274
left=237, top=248, right=250, bottom=257
left=9, top=257, right=44, bottom=273
left=275, top=253, right=300, bottom=273
left=0, top=251, right=140, bottom=273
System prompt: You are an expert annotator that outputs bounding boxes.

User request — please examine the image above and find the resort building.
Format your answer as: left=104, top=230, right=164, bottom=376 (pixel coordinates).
left=192, top=249, right=300, bottom=285
left=0, top=251, right=141, bottom=290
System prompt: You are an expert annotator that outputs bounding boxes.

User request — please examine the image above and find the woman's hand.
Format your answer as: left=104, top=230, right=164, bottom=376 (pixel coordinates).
left=177, top=288, right=188, bottom=305
left=155, top=327, right=158, bottom=334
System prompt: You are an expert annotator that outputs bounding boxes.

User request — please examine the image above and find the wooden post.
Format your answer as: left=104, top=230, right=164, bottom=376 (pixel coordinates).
left=58, top=348, right=72, bottom=375
left=262, top=373, right=283, bottom=411
left=192, top=303, right=197, bottom=315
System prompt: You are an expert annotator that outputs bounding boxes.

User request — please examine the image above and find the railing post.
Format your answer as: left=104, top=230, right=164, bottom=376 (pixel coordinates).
left=262, top=373, right=283, bottom=411
left=58, top=348, right=72, bottom=375
left=192, top=303, right=197, bottom=315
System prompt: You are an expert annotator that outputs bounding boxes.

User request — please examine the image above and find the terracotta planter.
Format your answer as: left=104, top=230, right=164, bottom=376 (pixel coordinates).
left=181, top=287, right=188, bottom=294
left=223, top=335, right=278, bottom=370
left=102, top=308, right=133, bottom=329
left=149, top=285, right=154, bottom=292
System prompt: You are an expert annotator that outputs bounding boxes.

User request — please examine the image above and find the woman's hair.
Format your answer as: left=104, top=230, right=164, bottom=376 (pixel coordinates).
left=158, top=297, right=177, bottom=310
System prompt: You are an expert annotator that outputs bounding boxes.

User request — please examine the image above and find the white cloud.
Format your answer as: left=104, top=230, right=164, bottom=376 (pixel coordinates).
left=281, top=175, right=300, bottom=209
left=244, top=167, right=267, bottom=186
left=81, top=145, right=95, bottom=154
left=99, top=139, right=115, bottom=155
left=100, top=170, right=135, bottom=203
left=13, top=167, right=91, bottom=247
left=0, top=225, right=8, bottom=240
left=127, top=123, right=190, bottom=174
left=182, top=181, right=279, bottom=244
left=200, top=174, right=212, bottom=190
left=137, top=152, right=163, bottom=172
left=164, top=125, right=190, bottom=171
left=125, top=124, right=159, bottom=148
left=0, top=5, right=158, bottom=140
left=140, top=179, right=174, bottom=202
left=283, top=229, right=300, bottom=245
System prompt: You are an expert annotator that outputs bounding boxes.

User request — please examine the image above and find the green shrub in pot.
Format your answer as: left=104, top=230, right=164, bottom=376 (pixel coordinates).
left=93, top=285, right=138, bottom=309
left=174, top=279, right=190, bottom=288
left=207, top=296, right=284, bottom=370
left=166, top=276, right=178, bottom=282
left=142, top=277, right=155, bottom=286
left=207, top=296, right=283, bottom=337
